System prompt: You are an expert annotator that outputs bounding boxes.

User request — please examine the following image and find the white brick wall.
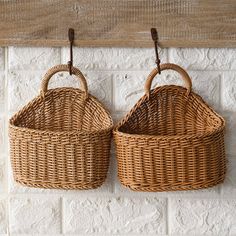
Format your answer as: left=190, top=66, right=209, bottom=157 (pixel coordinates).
left=0, top=46, right=236, bottom=235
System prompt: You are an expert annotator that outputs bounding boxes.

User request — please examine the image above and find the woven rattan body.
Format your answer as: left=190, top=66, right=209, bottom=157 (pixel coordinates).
left=9, top=65, right=113, bottom=189
left=114, top=63, right=226, bottom=192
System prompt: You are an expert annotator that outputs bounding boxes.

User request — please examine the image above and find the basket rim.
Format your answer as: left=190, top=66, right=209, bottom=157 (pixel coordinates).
left=113, top=125, right=225, bottom=140
left=114, top=85, right=225, bottom=140
left=9, top=87, right=113, bottom=135
left=9, top=123, right=113, bottom=136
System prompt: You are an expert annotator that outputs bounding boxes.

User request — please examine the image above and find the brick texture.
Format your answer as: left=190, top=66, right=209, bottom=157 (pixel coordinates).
left=2, top=46, right=236, bottom=235
left=9, top=197, right=61, bottom=234
left=0, top=198, right=7, bottom=233
left=170, top=198, right=236, bottom=235
left=8, top=47, right=60, bottom=70
left=63, top=197, right=166, bottom=234
left=222, top=72, right=236, bottom=112
left=169, top=48, right=236, bottom=70
left=62, top=47, right=168, bottom=70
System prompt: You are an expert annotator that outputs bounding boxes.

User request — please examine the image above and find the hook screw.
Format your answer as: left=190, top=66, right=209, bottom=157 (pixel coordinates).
left=151, top=28, right=161, bottom=74
left=68, top=28, right=74, bottom=75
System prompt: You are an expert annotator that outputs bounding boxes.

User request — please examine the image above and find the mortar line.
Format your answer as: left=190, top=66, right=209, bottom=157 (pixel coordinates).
left=7, top=191, right=235, bottom=199
left=4, top=69, right=235, bottom=73
left=4, top=47, right=9, bottom=191
left=59, top=46, right=63, bottom=64
left=110, top=68, right=115, bottom=115
left=4, top=46, right=10, bottom=236
left=111, top=70, right=116, bottom=116
left=166, top=47, right=170, bottom=62
left=166, top=197, right=169, bottom=235
left=60, top=196, right=64, bottom=234
left=110, top=68, right=116, bottom=193
left=218, top=71, right=223, bottom=112
left=36, top=68, right=236, bottom=72
left=219, top=72, right=224, bottom=198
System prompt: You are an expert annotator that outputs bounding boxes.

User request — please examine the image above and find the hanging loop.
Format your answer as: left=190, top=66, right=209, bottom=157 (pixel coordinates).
left=68, top=28, right=74, bottom=75
left=151, top=28, right=161, bottom=74
left=41, top=64, right=88, bottom=99
left=145, top=63, right=192, bottom=98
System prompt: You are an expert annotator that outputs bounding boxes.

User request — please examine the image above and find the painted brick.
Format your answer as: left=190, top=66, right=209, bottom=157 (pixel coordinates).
left=114, top=70, right=220, bottom=112
left=222, top=72, right=236, bottom=111
left=7, top=235, right=62, bottom=236
left=0, top=48, right=4, bottom=71
left=113, top=71, right=145, bottom=111
left=8, top=47, right=60, bottom=70
left=62, top=47, right=168, bottom=70
left=221, top=155, right=236, bottom=195
left=170, top=198, right=236, bottom=235
left=113, top=71, right=153, bottom=112
left=223, top=112, right=236, bottom=155
left=190, top=71, right=221, bottom=109
left=116, top=48, right=168, bottom=70
left=63, top=197, right=166, bottom=235
left=206, top=48, right=236, bottom=70
left=113, top=69, right=187, bottom=112
left=0, top=158, right=6, bottom=193
left=9, top=197, right=61, bottom=234
left=8, top=70, right=113, bottom=112
left=84, top=71, right=113, bottom=110
left=169, top=48, right=236, bottom=70
left=8, top=71, right=43, bottom=112
left=0, top=198, right=7, bottom=234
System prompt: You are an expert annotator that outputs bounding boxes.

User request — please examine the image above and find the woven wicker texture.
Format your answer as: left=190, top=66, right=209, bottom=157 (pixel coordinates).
left=9, top=64, right=113, bottom=190
left=114, top=63, right=226, bottom=192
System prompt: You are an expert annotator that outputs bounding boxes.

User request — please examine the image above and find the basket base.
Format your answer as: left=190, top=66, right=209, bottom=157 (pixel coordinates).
left=14, top=178, right=106, bottom=190
left=120, top=177, right=225, bottom=192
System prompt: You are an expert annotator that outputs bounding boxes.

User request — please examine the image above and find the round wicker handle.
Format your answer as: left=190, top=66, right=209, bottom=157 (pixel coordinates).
left=40, top=64, right=88, bottom=98
left=145, top=63, right=192, bottom=97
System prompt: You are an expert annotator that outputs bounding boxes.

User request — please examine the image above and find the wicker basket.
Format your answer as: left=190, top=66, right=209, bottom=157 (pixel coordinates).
left=114, top=63, right=226, bottom=192
left=9, top=64, right=113, bottom=190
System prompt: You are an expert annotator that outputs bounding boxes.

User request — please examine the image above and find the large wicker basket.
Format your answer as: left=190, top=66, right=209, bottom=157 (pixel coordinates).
left=9, top=64, right=113, bottom=190
left=114, top=63, right=226, bottom=192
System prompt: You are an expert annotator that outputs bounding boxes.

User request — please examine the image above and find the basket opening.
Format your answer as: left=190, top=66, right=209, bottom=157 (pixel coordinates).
left=118, top=86, right=223, bottom=136
left=11, top=89, right=112, bottom=133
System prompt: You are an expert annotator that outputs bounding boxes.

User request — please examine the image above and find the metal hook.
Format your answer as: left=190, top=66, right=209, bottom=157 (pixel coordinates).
left=151, top=28, right=161, bottom=74
left=68, top=28, right=74, bottom=75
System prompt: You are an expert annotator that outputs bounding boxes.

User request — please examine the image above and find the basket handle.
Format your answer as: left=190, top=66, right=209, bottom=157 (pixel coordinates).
left=145, top=63, right=192, bottom=97
left=40, top=64, right=88, bottom=98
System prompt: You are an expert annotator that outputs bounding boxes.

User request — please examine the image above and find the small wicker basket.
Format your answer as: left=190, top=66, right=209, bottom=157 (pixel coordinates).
left=9, top=64, right=113, bottom=190
left=114, top=63, right=226, bottom=192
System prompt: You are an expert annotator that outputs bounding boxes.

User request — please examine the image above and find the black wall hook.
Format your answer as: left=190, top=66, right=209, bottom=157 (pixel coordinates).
left=151, top=28, right=161, bottom=74
left=68, top=28, right=75, bottom=75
